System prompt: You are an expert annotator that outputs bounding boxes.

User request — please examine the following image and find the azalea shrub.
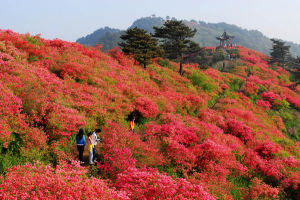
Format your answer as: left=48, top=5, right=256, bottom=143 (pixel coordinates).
left=0, top=161, right=129, bottom=200
left=98, top=122, right=164, bottom=179
left=223, top=119, right=253, bottom=143
left=245, top=178, right=279, bottom=200
left=114, top=167, right=215, bottom=200
left=134, top=96, right=159, bottom=118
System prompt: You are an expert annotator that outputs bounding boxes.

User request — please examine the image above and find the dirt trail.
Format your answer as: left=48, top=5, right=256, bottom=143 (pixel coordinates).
left=70, top=143, right=103, bottom=166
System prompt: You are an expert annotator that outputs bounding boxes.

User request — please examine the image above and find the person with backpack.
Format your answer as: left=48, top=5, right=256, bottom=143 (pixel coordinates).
left=76, top=128, right=86, bottom=164
left=91, top=128, right=102, bottom=162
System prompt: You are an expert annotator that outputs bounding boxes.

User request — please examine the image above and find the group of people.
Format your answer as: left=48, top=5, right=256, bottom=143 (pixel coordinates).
left=75, top=117, right=135, bottom=165
left=76, top=128, right=101, bottom=165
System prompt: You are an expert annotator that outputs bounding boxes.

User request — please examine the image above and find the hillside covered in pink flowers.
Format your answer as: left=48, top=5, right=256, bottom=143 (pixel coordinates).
left=0, top=30, right=299, bottom=199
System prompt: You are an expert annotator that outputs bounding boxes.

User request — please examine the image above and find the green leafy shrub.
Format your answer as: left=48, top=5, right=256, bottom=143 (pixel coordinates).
left=207, top=95, right=220, bottom=108
left=0, top=133, right=24, bottom=175
left=25, top=35, right=41, bottom=46
left=273, top=99, right=290, bottom=110
left=228, top=176, right=250, bottom=200
left=226, top=49, right=240, bottom=58
left=229, top=78, right=244, bottom=92
left=187, top=71, right=215, bottom=92
left=249, top=95, right=261, bottom=105
left=212, top=49, right=226, bottom=63
left=157, top=58, right=172, bottom=69
left=27, top=54, right=39, bottom=62
left=279, top=108, right=300, bottom=141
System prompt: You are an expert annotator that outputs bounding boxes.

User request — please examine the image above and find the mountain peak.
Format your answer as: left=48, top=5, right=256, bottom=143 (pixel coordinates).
left=76, top=16, right=300, bottom=56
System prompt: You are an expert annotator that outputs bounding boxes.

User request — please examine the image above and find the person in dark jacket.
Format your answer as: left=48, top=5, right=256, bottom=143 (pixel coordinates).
left=76, top=128, right=86, bottom=164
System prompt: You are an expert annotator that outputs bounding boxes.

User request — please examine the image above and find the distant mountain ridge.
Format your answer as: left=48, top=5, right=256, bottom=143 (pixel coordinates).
left=76, top=16, right=300, bottom=56
left=76, top=27, right=122, bottom=49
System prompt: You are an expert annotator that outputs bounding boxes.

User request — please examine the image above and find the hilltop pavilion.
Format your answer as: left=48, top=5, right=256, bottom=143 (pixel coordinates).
left=216, top=31, right=234, bottom=48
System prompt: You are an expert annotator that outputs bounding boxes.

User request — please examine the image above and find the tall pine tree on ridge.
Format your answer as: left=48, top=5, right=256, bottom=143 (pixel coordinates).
left=119, top=27, right=161, bottom=68
left=269, top=39, right=290, bottom=67
left=153, top=20, right=197, bottom=76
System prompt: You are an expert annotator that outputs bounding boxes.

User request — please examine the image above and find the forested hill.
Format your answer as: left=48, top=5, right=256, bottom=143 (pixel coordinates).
left=76, top=26, right=122, bottom=49
left=76, top=16, right=300, bottom=56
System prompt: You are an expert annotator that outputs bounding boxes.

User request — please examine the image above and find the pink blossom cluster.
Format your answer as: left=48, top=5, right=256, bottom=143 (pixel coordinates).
left=115, top=167, right=215, bottom=200
left=223, top=119, right=253, bottom=143
left=0, top=161, right=129, bottom=200
left=134, top=96, right=159, bottom=118
left=256, top=99, right=271, bottom=110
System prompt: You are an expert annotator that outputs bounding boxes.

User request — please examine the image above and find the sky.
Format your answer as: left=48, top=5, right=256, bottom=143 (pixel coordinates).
left=1, top=0, right=300, bottom=43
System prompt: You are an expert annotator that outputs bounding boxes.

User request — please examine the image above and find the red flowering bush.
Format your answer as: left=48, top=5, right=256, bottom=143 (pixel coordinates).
left=181, top=94, right=206, bottom=115
left=260, top=91, right=282, bottom=104
left=256, top=99, right=271, bottom=110
left=115, top=167, right=215, bottom=200
left=223, top=119, right=253, bottom=143
left=246, top=178, right=279, bottom=199
left=286, top=95, right=300, bottom=109
left=192, top=139, right=247, bottom=180
left=99, top=122, right=164, bottom=178
left=199, top=109, right=225, bottom=128
left=99, top=146, right=136, bottom=179
left=281, top=172, right=300, bottom=192
left=242, top=54, right=260, bottom=64
left=134, top=96, right=159, bottom=118
left=282, top=156, right=299, bottom=168
left=59, top=62, right=88, bottom=80
left=0, top=83, right=48, bottom=149
left=165, top=138, right=196, bottom=170
left=192, top=139, right=233, bottom=173
left=221, top=83, right=229, bottom=90
left=45, top=105, right=87, bottom=139
left=255, top=141, right=282, bottom=160
left=0, top=161, right=129, bottom=200
left=244, top=81, right=259, bottom=95
left=243, top=149, right=284, bottom=182
left=108, top=47, right=135, bottom=67
left=144, top=115, right=200, bottom=170
left=98, top=123, right=136, bottom=178
left=0, top=84, right=25, bottom=145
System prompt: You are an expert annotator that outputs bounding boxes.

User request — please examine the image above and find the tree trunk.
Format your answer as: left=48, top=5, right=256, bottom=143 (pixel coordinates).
left=143, top=63, right=146, bottom=69
left=221, top=62, right=225, bottom=72
left=179, top=54, right=183, bottom=76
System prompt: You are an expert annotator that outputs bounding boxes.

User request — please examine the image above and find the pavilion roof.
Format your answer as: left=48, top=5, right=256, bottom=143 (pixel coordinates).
left=216, top=31, right=234, bottom=40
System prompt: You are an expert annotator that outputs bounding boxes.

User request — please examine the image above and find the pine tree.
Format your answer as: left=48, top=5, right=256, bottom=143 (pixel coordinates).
left=295, top=57, right=300, bottom=69
left=269, top=39, right=290, bottom=67
left=182, top=41, right=202, bottom=64
left=153, top=20, right=197, bottom=76
left=119, top=27, right=161, bottom=68
left=287, top=55, right=300, bottom=69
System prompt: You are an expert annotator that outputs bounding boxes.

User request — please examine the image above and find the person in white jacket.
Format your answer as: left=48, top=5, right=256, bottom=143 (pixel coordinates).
left=91, top=128, right=102, bottom=162
left=87, top=132, right=94, bottom=165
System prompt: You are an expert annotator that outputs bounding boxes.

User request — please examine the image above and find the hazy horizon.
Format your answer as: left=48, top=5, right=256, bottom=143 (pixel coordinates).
left=1, top=0, right=300, bottom=44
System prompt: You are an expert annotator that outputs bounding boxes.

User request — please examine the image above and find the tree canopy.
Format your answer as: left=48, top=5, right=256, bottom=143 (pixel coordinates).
left=269, top=39, right=290, bottom=67
left=153, top=20, right=198, bottom=75
left=119, top=27, right=161, bottom=68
